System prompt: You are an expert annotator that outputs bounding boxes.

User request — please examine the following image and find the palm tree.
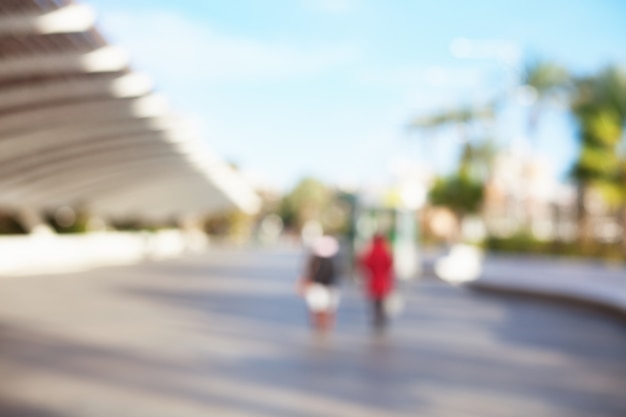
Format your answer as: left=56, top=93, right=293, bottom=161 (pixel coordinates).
left=570, top=66, right=626, bottom=250
left=410, top=103, right=496, bottom=242
left=596, top=66, right=626, bottom=253
left=520, top=59, right=570, bottom=143
left=410, top=103, right=495, bottom=144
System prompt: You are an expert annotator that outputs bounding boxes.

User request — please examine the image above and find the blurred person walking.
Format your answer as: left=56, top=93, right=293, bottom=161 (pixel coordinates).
left=297, top=236, right=340, bottom=333
left=359, top=234, right=394, bottom=331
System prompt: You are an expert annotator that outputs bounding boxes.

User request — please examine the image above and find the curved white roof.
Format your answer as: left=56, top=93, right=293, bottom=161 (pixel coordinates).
left=0, top=0, right=260, bottom=219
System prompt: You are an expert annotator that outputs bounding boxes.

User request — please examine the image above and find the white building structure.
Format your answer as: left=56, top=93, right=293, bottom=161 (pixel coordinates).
left=483, top=145, right=577, bottom=240
left=0, top=0, right=260, bottom=226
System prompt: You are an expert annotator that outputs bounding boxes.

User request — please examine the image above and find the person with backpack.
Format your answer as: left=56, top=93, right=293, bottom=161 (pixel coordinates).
left=297, top=235, right=340, bottom=333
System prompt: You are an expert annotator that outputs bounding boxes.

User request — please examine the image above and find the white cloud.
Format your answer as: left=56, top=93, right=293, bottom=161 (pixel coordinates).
left=99, top=11, right=359, bottom=84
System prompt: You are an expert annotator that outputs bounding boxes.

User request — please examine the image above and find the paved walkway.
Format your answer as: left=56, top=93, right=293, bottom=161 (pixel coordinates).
left=0, top=247, right=625, bottom=417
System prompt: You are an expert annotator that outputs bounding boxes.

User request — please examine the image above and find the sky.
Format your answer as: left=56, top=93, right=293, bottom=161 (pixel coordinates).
left=86, top=0, right=626, bottom=190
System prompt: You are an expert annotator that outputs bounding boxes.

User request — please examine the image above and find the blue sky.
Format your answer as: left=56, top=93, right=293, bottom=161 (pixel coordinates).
left=87, top=0, right=626, bottom=190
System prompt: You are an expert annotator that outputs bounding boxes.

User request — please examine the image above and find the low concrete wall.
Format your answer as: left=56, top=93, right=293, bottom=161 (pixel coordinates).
left=0, top=230, right=208, bottom=276
left=471, top=255, right=626, bottom=317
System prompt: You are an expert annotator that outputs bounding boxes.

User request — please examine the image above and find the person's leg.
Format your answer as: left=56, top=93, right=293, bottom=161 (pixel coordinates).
left=372, top=298, right=386, bottom=329
left=312, top=311, right=333, bottom=332
left=308, top=285, right=337, bottom=333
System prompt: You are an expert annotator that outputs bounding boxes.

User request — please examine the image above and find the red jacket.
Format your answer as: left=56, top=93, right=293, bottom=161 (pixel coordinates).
left=360, top=237, right=393, bottom=299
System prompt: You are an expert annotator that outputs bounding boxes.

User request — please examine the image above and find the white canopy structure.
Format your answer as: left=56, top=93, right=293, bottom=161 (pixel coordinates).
left=0, top=0, right=260, bottom=222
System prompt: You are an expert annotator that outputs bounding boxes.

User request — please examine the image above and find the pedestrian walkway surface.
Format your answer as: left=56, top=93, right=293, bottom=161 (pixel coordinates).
left=0, top=247, right=625, bottom=417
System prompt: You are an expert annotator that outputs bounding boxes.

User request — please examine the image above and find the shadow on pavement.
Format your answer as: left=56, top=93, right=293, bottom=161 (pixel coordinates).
left=0, top=321, right=314, bottom=417
left=0, top=397, right=69, bottom=417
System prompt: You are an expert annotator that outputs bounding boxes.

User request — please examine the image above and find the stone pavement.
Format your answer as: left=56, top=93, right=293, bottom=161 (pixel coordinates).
left=0, top=247, right=625, bottom=417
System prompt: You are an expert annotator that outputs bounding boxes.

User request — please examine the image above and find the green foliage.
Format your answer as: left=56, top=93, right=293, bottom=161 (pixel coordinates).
left=0, top=212, right=28, bottom=235
left=410, top=104, right=494, bottom=131
left=279, top=178, right=332, bottom=230
left=110, top=219, right=160, bottom=232
left=411, top=61, right=626, bottom=249
left=411, top=102, right=492, bottom=222
left=429, top=174, right=484, bottom=216
left=44, top=208, right=89, bottom=234
left=595, top=181, right=624, bottom=209
left=581, top=66, right=626, bottom=120
left=571, top=66, right=626, bottom=209
left=600, top=158, right=626, bottom=209
left=457, top=140, right=498, bottom=181
left=485, top=233, right=625, bottom=262
left=203, top=210, right=252, bottom=240
left=278, top=178, right=351, bottom=235
left=572, top=145, right=620, bottom=181
left=485, top=233, right=549, bottom=253
left=586, top=108, right=623, bottom=146
left=522, top=60, right=570, bottom=96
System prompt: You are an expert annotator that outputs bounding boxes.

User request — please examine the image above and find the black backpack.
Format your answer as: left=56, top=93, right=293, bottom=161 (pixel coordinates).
left=309, top=255, right=336, bottom=286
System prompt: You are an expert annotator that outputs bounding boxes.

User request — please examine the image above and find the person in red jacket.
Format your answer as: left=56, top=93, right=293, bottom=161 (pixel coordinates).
left=359, top=234, right=394, bottom=330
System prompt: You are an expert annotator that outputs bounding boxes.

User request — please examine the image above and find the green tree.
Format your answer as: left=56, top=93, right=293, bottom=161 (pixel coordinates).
left=279, top=178, right=333, bottom=232
left=203, top=209, right=253, bottom=241
left=429, top=173, right=484, bottom=220
left=570, top=66, right=626, bottom=249
left=411, top=104, right=495, bottom=241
